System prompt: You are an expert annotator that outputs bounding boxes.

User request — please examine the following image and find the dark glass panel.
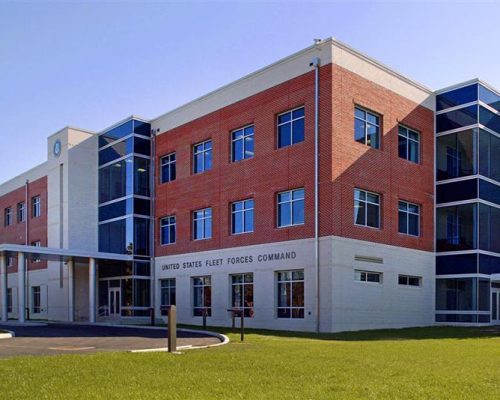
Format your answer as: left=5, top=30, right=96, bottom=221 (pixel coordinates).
left=133, top=120, right=151, bottom=136
left=479, top=279, right=490, bottom=311
left=134, top=262, right=150, bottom=276
left=98, top=260, right=133, bottom=278
left=436, top=204, right=477, bottom=252
left=134, top=198, right=151, bottom=216
left=436, top=84, right=477, bottom=111
left=479, top=129, right=500, bottom=182
left=134, top=157, right=150, bottom=197
left=436, top=129, right=476, bottom=180
left=479, top=179, right=500, bottom=206
left=98, top=138, right=132, bottom=165
left=479, top=84, right=500, bottom=112
left=278, top=123, right=291, bottom=148
left=435, top=314, right=477, bottom=323
left=436, top=278, right=477, bottom=311
left=479, top=106, right=500, bottom=135
left=292, top=118, right=304, bottom=144
left=354, top=118, right=365, bottom=144
left=133, top=279, right=150, bottom=307
left=98, top=158, right=133, bottom=203
left=134, top=137, right=151, bottom=156
left=436, top=179, right=477, bottom=204
left=479, top=203, right=500, bottom=253
left=436, top=105, right=478, bottom=133
left=436, top=254, right=478, bottom=275
left=134, top=217, right=150, bottom=256
left=99, top=199, right=128, bottom=221
left=479, top=254, right=500, bottom=275
left=99, top=120, right=134, bottom=147
left=99, top=219, right=130, bottom=254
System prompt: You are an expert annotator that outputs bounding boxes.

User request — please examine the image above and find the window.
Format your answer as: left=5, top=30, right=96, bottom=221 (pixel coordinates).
left=231, top=125, right=254, bottom=162
left=277, top=270, right=304, bottom=318
left=193, top=276, right=211, bottom=317
left=193, top=208, right=212, bottom=240
left=31, top=241, right=41, bottom=263
left=398, top=126, right=420, bottom=163
left=193, top=140, right=212, bottom=174
left=160, top=216, right=176, bottom=245
left=355, top=270, right=382, bottom=283
left=354, top=107, right=380, bottom=148
left=354, top=189, right=380, bottom=228
left=7, top=257, right=14, bottom=268
left=160, top=152, right=176, bottom=183
left=398, top=275, right=422, bottom=287
left=4, top=207, right=12, bottom=226
left=436, top=129, right=476, bottom=180
left=7, top=288, right=12, bottom=313
left=277, top=107, right=305, bottom=148
left=231, top=199, right=254, bottom=234
left=17, top=202, right=26, bottom=223
left=231, top=273, right=254, bottom=317
left=436, top=204, right=476, bottom=252
left=32, top=196, right=41, bottom=218
left=277, top=188, right=304, bottom=228
left=160, top=278, right=176, bottom=315
left=32, top=286, right=41, bottom=313
left=398, top=201, right=420, bottom=236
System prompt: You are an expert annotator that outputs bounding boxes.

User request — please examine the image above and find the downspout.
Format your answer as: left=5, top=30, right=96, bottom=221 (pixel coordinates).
left=150, top=129, right=157, bottom=319
left=25, top=179, right=29, bottom=321
left=310, top=56, right=321, bottom=333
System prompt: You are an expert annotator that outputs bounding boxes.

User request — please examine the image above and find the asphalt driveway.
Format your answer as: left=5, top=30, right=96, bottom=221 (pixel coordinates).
left=0, top=323, right=221, bottom=358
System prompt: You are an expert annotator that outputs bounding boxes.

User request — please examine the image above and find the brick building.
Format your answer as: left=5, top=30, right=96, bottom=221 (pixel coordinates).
left=0, top=38, right=498, bottom=331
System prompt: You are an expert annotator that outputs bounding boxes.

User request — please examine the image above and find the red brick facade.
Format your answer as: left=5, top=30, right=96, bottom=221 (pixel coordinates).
left=155, top=63, right=434, bottom=257
left=0, top=176, right=48, bottom=272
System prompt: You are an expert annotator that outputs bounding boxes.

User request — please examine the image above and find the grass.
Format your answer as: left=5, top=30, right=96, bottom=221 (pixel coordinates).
left=0, top=326, right=499, bottom=399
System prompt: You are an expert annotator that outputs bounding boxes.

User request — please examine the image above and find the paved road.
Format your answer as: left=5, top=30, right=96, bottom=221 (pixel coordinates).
left=0, top=323, right=221, bottom=358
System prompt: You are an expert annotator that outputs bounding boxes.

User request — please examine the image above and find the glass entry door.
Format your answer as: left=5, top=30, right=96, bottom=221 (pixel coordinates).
left=492, top=291, right=500, bottom=324
left=108, top=287, right=121, bottom=317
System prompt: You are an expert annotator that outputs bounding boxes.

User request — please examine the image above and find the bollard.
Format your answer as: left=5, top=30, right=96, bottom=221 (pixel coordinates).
left=168, top=305, right=177, bottom=353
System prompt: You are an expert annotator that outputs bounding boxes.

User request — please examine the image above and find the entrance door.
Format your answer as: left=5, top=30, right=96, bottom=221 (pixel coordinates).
left=492, top=291, right=500, bottom=324
left=108, top=287, right=121, bottom=317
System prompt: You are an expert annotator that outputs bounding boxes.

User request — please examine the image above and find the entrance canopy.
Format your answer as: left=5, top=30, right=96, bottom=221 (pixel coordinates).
left=0, top=243, right=133, bottom=262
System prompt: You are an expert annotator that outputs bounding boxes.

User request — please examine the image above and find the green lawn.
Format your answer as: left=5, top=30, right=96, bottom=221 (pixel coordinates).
left=1, top=326, right=499, bottom=399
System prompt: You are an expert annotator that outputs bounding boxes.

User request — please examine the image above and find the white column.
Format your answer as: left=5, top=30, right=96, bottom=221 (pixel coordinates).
left=1, top=254, right=7, bottom=322
left=89, top=258, right=96, bottom=323
left=18, top=252, right=25, bottom=323
left=68, top=258, right=74, bottom=322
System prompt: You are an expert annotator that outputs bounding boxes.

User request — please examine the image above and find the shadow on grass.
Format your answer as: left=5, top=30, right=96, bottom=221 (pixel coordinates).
left=179, top=324, right=500, bottom=341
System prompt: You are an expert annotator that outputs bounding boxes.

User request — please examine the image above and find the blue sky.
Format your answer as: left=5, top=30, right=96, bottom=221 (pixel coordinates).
left=1, top=1, right=499, bottom=182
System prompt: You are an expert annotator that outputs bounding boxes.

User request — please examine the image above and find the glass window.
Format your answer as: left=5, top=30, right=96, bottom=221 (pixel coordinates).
left=436, top=105, right=478, bottom=133
left=398, top=126, right=420, bottom=163
left=134, top=157, right=150, bottom=197
left=98, top=198, right=150, bottom=222
left=479, top=204, right=500, bottom=254
left=277, top=270, right=304, bottom=318
left=31, top=196, right=41, bottom=218
left=436, top=129, right=476, bottom=181
left=160, top=152, right=176, bottom=183
left=98, top=120, right=134, bottom=147
left=31, top=241, right=41, bottom=263
left=99, top=138, right=132, bottom=166
left=277, top=107, right=305, bottom=148
left=398, top=275, right=422, bottom=287
left=17, top=202, right=25, bottom=223
left=133, top=120, right=151, bottom=137
left=231, top=273, right=254, bottom=317
left=231, top=125, right=254, bottom=162
left=398, top=201, right=420, bottom=236
left=4, top=207, right=12, bottom=226
left=354, top=189, right=380, bottom=228
left=436, top=278, right=477, bottom=311
left=277, top=188, right=304, bottom=227
left=479, top=84, right=500, bottom=112
left=193, top=140, right=212, bottom=174
left=479, top=129, right=500, bottom=182
left=354, top=107, right=380, bottom=149
left=160, top=279, right=176, bottom=315
left=436, top=84, right=478, bottom=112
left=436, top=204, right=477, bottom=252
left=231, top=199, right=254, bottom=234
left=193, top=208, right=212, bottom=240
left=31, top=286, right=41, bottom=313
left=480, top=106, right=500, bottom=135
left=99, top=159, right=130, bottom=203
left=193, top=276, right=211, bottom=317
left=354, top=270, right=382, bottom=283
left=160, top=216, right=176, bottom=245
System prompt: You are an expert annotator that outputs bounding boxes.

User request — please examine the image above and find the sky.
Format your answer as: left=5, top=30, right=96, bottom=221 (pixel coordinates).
left=0, top=0, right=499, bottom=183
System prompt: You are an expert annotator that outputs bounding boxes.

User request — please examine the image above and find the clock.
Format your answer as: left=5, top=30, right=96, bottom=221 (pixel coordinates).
left=53, top=139, right=62, bottom=157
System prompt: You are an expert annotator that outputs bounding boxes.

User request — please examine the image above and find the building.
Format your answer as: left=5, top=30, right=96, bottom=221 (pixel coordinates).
left=0, top=38, right=498, bottom=332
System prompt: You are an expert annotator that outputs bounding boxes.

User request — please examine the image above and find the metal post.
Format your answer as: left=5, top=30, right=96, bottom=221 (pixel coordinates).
left=68, top=258, right=74, bottom=322
left=168, top=305, right=177, bottom=353
left=202, top=307, right=207, bottom=329
left=0, top=254, right=7, bottom=322
left=240, top=310, right=244, bottom=342
left=18, top=252, right=25, bottom=323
